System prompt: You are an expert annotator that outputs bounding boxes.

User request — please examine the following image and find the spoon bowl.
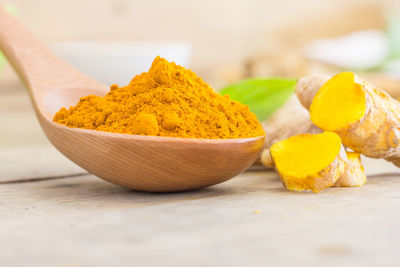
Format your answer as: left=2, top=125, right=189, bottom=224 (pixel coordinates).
left=40, top=115, right=264, bottom=191
left=0, top=8, right=265, bottom=192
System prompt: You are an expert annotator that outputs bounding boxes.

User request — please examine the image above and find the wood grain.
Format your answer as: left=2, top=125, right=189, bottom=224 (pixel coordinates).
left=2, top=169, right=400, bottom=267
left=0, top=145, right=85, bottom=183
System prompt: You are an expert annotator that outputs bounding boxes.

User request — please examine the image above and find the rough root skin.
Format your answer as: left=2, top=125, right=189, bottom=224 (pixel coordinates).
left=297, top=73, right=400, bottom=167
left=296, top=74, right=330, bottom=109
left=334, top=152, right=366, bottom=187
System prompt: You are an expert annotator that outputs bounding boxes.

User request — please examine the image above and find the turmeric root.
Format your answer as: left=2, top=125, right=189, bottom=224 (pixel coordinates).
left=270, top=132, right=346, bottom=193
left=261, top=95, right=321, bottom=167
left=297, top=72, right=400, bottom=167
left=334, top=152, right=366, bottom=187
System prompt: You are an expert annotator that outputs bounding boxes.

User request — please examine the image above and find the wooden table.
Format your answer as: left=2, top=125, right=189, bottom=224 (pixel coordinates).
left=2, top=79, right=400, bottom=267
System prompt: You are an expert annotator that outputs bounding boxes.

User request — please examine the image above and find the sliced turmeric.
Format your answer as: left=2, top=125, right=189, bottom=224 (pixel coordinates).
left=297, top=72, right=400, bottom=167
left=310, top=72, right=367, bottom=131
left=260, top=95, right=321, bottom=168
left=270, top=132, right=346, bottom=193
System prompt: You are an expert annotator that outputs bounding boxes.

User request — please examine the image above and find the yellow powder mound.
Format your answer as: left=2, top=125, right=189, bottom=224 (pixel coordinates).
left=53, top=56, right=265, bottom=139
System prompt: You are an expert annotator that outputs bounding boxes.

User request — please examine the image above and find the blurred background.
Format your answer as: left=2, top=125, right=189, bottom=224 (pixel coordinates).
left=1, top=0, right=400, bottom=92
left=3, top=2, right=400, bottom=265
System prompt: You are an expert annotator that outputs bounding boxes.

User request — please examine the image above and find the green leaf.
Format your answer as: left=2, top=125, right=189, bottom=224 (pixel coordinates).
left=0, top=51, right=5, bottom=76
left=4, top=4, right=18, bottom=16
left=220, top=78, right=296, bottom=121
left=0, top=4, right=18, bottom=76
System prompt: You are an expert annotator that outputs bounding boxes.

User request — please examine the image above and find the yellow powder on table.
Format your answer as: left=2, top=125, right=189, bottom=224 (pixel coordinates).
left=54, top=56, right=264, bottom=139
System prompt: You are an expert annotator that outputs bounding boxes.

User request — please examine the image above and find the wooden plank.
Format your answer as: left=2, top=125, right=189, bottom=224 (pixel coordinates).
left=0, top=144, right=85, bottom=182
left=362, top=156, right=399, bottom=175
left=0, top=80, right=86, bottom=182
left=1, top=170, right=400, bottom=267
left=0, top=80, right=49, bottom=147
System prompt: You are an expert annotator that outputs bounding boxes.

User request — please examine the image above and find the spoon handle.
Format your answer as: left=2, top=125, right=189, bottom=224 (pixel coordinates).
left=0, top=7, right=104, bottom=104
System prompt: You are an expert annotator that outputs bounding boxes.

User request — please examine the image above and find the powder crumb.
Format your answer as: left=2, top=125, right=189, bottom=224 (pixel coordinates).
left=131, top=113, right=159, bottom=135
left=254, top=209, right=261, bottom=214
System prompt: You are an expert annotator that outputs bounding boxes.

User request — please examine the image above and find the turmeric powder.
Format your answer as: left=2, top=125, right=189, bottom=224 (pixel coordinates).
left=54, top=56, right=264, bottom=139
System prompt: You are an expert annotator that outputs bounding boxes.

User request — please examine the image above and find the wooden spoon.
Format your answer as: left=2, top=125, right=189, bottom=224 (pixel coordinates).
left=0, top=8, right=265, bottom=192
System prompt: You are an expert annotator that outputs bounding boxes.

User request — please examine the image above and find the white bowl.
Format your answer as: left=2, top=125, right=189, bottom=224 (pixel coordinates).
left=303, top=30, right=388, bottom=70
left=50, top=41, right=192, bottom=86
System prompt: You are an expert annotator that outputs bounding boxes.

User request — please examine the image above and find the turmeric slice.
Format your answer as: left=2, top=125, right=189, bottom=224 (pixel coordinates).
left=297, top=72, right=400, bottom=167
left=270, top=132, right=346, bottom=193
left=310, top=72, right=367, bottom=131
left=261, top=95, right=322, bottom=168
left=334, top=152, right=366, bottom=187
